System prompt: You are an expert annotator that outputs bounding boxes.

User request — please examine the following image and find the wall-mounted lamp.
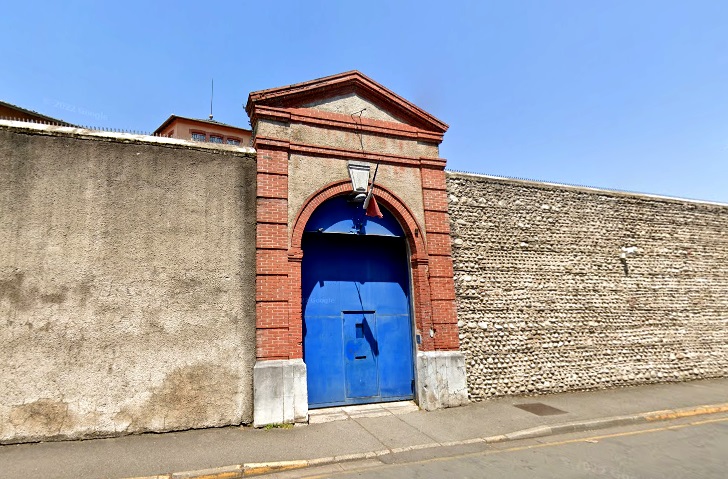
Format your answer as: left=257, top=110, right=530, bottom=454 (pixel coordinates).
left=347, top=161, right=371, bottom=202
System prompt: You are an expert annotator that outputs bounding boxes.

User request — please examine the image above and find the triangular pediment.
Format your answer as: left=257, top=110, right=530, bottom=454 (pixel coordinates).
left=246, top=71, right=448, bottom=133
left=302, top=92, right=406, bottom=125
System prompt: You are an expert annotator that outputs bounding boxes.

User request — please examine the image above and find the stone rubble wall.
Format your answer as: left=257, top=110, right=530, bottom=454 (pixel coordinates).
left=446, top=171, right=728, bottom=401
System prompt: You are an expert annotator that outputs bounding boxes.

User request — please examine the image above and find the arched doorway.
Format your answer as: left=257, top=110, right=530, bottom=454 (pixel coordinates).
left=302, top=196, right=415, bottom=408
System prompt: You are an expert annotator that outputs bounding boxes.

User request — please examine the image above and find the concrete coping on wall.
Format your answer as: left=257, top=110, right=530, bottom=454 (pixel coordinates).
left=0, top=119, right=257, bottom=157
left=446, top=169, right=728, bottom=208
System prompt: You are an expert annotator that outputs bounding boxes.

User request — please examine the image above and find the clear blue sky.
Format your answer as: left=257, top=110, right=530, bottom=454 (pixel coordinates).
left=3, top=1, right=727, bottom=203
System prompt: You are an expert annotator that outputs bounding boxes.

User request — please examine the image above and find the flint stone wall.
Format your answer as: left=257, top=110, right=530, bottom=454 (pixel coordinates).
left=0, top=124, right=257, bottom=443
left=446, top=171, right=728, bottom=400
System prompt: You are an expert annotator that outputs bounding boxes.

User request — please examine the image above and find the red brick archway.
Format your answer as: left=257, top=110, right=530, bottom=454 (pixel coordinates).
left=286, top=180, right=435, bottom=358
left=250, top=72, right=460, bottom=364
left=291, top=180, right=426, bottom=253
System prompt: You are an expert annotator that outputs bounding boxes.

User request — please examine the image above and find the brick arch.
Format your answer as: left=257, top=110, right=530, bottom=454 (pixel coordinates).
left=286, top=180, right=436, bottom=355
left=291, top=179, right=426, bottom=255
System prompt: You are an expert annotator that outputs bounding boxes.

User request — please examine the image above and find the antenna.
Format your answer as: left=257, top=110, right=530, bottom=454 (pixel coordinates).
left=209, top=79, right=214, bottom=120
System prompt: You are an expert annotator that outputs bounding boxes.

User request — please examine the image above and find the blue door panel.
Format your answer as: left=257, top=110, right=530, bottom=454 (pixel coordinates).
left=304, top=285, right=342, bottom=318
left=344, top=313, right=379, bottom=398
left=304, top=315, right=346, bottom=405
left=303, top=244, right=342, bottom=318
left=303, top=213, right=415, bottom=408
left=377, top=314, right=414, bottom=398
left=360, top=281, right=408, bottom=315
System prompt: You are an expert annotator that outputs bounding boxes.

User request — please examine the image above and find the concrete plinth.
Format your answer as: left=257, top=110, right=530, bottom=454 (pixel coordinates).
left=253, top=359, right=308, bottom=427
left=416, top=351, right=469, bottom=411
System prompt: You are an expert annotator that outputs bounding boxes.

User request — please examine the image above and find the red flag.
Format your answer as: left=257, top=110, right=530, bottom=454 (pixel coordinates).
left=362, top=161, right=382, bottom=218
left=365, top=192, right=383, bottom=218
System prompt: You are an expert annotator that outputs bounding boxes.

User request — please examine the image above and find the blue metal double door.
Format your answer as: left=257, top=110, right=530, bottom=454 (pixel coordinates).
left=302, top=234, right=415, bottom=408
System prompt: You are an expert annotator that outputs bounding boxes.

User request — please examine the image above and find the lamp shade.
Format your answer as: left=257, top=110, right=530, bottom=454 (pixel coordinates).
left=348, top=162, right=371, bottom=192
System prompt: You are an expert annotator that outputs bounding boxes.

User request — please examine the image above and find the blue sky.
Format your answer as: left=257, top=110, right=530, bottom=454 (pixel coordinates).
left=2, top=1, right=727, bottom=202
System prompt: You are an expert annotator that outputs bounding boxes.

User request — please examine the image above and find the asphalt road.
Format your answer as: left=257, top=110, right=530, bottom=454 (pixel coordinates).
left=294, top=415, right=728, bottom=479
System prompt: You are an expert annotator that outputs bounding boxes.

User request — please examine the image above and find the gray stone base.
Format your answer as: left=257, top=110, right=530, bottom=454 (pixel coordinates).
left=253, top=359, right=308, bottom=427
left=416, top=351, right=469, bottom=411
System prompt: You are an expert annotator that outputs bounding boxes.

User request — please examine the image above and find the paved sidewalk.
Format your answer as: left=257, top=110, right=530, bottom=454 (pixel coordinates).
left=1, top=378, right=727, bottom=479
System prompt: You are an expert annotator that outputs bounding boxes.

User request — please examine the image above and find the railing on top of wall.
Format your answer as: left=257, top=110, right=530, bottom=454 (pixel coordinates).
left=0, top=116, right=256, bottom=148
left=0, top=116, right=158, bottom=137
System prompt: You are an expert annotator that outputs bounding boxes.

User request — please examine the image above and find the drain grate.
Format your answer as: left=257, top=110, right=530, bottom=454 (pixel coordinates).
left=513, top=402, right=568, bottom=416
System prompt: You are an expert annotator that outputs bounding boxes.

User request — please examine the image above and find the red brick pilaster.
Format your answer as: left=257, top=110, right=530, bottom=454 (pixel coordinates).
left=411, top=254, right=435, bottom=351
left=421, top=162, right=459, bottom=350
left=255, top=141, right=292, bottom=360
left=287, top=247, right=304, bottom=359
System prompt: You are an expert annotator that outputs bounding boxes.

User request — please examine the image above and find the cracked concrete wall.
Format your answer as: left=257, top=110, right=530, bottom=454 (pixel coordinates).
left=0, top=126, right=257, bottom=444
left=447, top=172, right=728, bottom=401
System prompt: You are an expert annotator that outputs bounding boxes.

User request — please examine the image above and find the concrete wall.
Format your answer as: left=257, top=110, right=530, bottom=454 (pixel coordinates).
left=0, top=123, right=257, bottom=443
left=447, top=171, right=728, bottom=401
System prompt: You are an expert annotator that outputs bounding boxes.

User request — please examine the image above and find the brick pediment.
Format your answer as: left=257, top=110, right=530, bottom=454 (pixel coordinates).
left=246, top=71, right=448, bottom=135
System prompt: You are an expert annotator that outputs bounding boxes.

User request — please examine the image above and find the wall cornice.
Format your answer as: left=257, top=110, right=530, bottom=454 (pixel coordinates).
left=253, top=105, right=443, bottom=144
left=253, top=135, right=447, bottom=170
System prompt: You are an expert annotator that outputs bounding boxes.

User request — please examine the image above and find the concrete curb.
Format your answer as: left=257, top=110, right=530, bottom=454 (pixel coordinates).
left=124, top=402, right=728, bottom=479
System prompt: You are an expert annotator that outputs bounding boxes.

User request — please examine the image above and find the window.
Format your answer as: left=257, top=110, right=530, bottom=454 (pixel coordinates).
left=191, top=132, right=206, bottom=142
left=226, top=138, right=241, bottom=146
left=209, top=135, right=223, bottom=144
